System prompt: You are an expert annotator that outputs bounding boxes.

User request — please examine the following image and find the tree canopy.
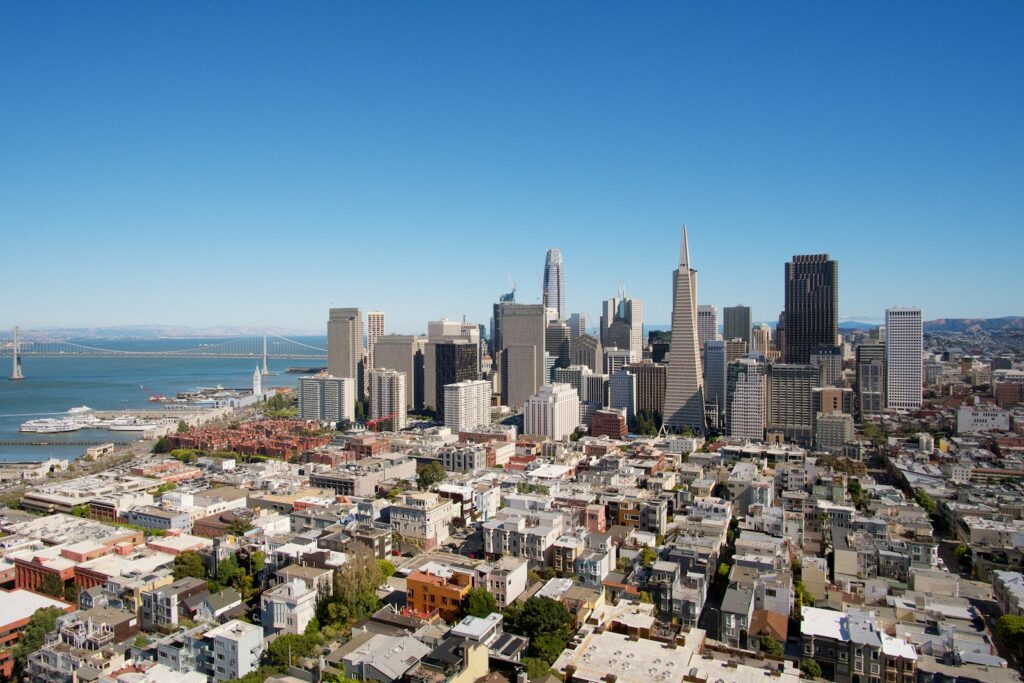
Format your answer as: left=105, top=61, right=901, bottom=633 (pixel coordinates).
left=173, top=551, right=207, bottom=580
left=317, top=548, right=383, bottom=628
left=417, top=461, right=446, bottom=490
left=12, top=607, right=65, bottom=677
left=464, top=587, right=497, bottom=618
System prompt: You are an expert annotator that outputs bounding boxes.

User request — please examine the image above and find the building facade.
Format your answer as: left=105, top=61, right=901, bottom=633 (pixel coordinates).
left=663, top=227, right=707, bottom=433
left=524, top=383, right=580, bottom=440
left=783, top=255, right=838, bottom=364
left=885, top=307, right=923, bottom=411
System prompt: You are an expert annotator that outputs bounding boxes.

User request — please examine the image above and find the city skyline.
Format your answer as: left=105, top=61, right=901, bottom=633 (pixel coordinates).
left=3, top=4, right=1022, bottom=332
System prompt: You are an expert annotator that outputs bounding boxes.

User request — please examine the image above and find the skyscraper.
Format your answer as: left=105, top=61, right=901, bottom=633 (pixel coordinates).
left=570, top=334, right=602, bottom=373
left=855, top=343, right=885, bottom=420
left=567, top=313, right=587, bottom=342
left=752, top=324, right=773, bottom=357
left=543, top=248, right=565, bottom=321
left=723, top=305, right=752, bottom=348
left=626, top=361, right=666, bottom=417
left=703, top=340, right=727, bottom=423
left=768, top=363, right=817, bottom=445
left=433, top=341, right=478, bottom=421
left=600, top=290, right=643, bottom=362
left=423, top=320, right=481, bottom=410
left=663, top=227, right=706, bottom=434
left=366, top=311, right=385, bottom=370
left=727, top=357, right=768, bottom=440
left=444, top=379, right=491, bottom=432
left=545, top=320, right=571, bottom=370
left=373, top=335, right=417, bottom=409
left=609, top=369, right=637, bottom=425
left=697, top=305, right=718, bottom=347
left=783, top=254, right=838, bottom=364
left=369, top=368, right=407, bottom=430
left=523, top=383, right=579, bottom=440
left=810, top=344, right=844, bottom=388
left=495, top=303, right=546, bottom=410
left=885, top=307, right=923, bottom=410
left=299, top=376, right=356, bottom=424
left=327, top=308, right=363, bottom=381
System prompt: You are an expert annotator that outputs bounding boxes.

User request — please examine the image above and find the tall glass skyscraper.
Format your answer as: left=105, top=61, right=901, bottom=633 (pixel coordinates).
left=543, top=248, right=565, bottom=321
left=783, top=254, right=839, bottom=364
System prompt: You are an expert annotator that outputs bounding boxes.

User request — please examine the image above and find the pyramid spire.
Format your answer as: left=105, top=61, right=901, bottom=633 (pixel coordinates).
left=680, top=225, right=690, bottom=268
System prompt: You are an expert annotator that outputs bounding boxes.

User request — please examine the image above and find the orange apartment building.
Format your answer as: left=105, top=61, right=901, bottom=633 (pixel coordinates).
left=0, top=590, right=73, bottom=677
left=406, top=566, right=473, bottom=623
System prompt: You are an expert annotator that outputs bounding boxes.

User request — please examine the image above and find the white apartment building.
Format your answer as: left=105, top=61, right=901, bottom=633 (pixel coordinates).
left=369, top=368, right=407, bottom=430
left=389, top=491, right=456, bottom=550
left=298, top=375, right=355, bottom=424
left=523, top=383, right=580, bottom=440
left=886, top=307, right=923, bottom=410
left=957, top=405, right=1010, bottom=433
left=206, top=620, right=264, bottom=683
left=481, top=508, right=565, bottom=564
left=443, top=379, right=491, bottom=432
left=482, top=556, right=529, bottom=608
left=260, top=578, right=316, bottom=636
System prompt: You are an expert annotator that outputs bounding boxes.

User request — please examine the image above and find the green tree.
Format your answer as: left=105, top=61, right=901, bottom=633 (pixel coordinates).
left=226, top=518, right=254, bottom=536
left=417, top=461, right=446, bottom=490
left=173, top=551, right=207, bottom=580
left=760, top=636, right=784, bottom=657
left=177, top=420, right=189, bottom=433
left=250, top=550, right=266, bottom=575
left=914, top=488, right=938, bottom=516
left=464, top=587, right=498, bottom=618
left=11, top=607, right=64, bottom=677
left=640, top=545, right=658, bottom=567
left=153, top=482, right=177, bottom=495
left=996, top=615, right=1024, bottom=661
left=527, top=569, right=543, bottom=585
left=523, top=658, right=553, bottom=679
left=800, top=658, right=822, bottom=679
left=638, top=591, right=654, bottom=604
left=266, top=632, right=320, bottom=669
left=847, top=478, right=863, bottom=507
left=505, top=596, right=575, bottom=671
left=70, top=505, right=89, bottom=518
left=616, top=556, right=631, bottom=572
left=152, top=436, right=174, bottom=453
left=377, top=559, right=396, bottom=580
left=63, top=582, right=80, bottom=603
left=318, top=548, right=383, bottom=627
left=39, top=573, right=65, bottom=598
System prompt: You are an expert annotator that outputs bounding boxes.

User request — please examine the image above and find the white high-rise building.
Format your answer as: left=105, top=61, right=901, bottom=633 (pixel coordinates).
left=299, top=376, right=356, bottom=424
left=609, top=369, right=637, bottom=424
left=367, top=311, right=385, bottom=370
left=543, top=248, right=565, bottom=321
left=523, top=383, right=580, bottom=440
left=252, top=366, right=262, bottom=396
left=752, top=323, right=773, bottom=357
left=727, top=357, right=767, bottom=440
left=370, top=368, right=407, bottom=430
left=444, top=379, right=491, bottom=432
left=885, top=307, right=923, bottom=410
left=697, top=305, right=719, bottom=347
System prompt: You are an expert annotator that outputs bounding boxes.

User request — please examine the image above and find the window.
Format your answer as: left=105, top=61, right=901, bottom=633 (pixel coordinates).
left=839, top=652, right=848, bottom=662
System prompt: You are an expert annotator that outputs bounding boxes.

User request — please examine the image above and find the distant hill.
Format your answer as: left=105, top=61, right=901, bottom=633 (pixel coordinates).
left=838, top=320, right=882, bottom=331
left=924, top=317, right=1024, bottom=333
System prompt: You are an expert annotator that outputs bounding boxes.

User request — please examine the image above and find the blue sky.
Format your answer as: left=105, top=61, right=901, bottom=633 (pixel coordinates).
left=2, top=2, right=1022, bottom=334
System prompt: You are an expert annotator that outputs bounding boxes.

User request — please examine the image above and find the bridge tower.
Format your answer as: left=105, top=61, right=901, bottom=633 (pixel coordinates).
left=261, top=335, right=269, bottom=376
left=9, top=327, right=24, bottom=381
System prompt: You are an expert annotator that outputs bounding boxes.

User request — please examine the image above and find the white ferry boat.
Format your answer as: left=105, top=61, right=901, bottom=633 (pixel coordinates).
left=20, top=418, right=83, bottom=433
left=108, top=416, right=159, bottom=431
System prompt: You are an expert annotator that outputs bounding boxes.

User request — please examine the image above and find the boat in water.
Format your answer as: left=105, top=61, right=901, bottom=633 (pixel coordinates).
left=108, top=416, right=159, bottom=431
left=20, top=418, right=84, bottom=433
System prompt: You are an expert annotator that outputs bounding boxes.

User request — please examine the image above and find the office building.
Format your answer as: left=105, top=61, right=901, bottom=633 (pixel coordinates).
left=423, top=320, right=481, bottom=410
left=523, top=383, right=580, bottom=440
left=626, top=361, right=666, bottom=416
left=570, top=333, right=602, bottom=373
left=495, top=303, right=546, bottom=410
left=703, top=340, right=728, bottom=423
left=603, top=347, right=632, bottom=377
left=723, top=305, right=752, bottom=347
left=327, top=308, right=363, bottom=380
left=810, top=344, right=844, bottom=388
left=697, top=305, right=718, bottom=347
left=664, top=227, right=706, bottom=434
left=543, top=248, right=565, bottom=320
left=545, top=320, right=571, bottom=370
left=885, top=307, right=923, bottom=411
left=366, top=311, right=385, bottom=370
left=855, top=343, right=885, bottom=420
left=298, top=376, right=355, bottom=424
left=584, top=373, right=609, bottom=406
left=591, top=408, right=628, bottom=439
left=567, top=313, right=587, bottom=342
left=752, top=323, right=773, bottom=357
left=815, top=413, right=855, bottom=455
left=373, top=335, right=417, bottom=409
left=369, top=368, right=407, bottom=430
left=433, top=342, right=478, bottom=421
left=553, top=365, right=592, bottom=401
left=783, top=254, right=838, bottom=363
left=600, top=289, right=643, bottom=362
left=769, top=364, right=817, bottom=445
left=609, top=369, right=637, bottom=424
left=444, top=379, right=491, bottom=432
left=727, top=357, right=768, bottom=440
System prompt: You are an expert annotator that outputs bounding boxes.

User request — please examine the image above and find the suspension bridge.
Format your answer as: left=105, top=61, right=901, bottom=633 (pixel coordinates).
left=1, top=328, right=328, bottom=378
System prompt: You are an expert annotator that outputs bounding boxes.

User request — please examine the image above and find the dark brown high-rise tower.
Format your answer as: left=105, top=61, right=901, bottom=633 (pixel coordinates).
left=783, top=254, right=838, bottom=364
